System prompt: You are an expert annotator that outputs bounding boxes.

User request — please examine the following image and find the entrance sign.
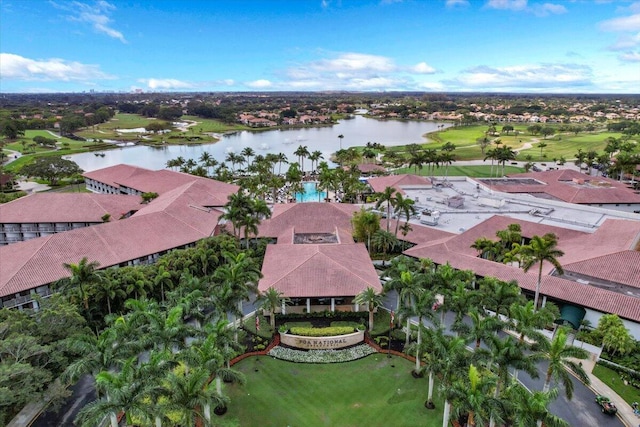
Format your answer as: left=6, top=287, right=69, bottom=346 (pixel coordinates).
left=280, top=331, right=364, bottom=349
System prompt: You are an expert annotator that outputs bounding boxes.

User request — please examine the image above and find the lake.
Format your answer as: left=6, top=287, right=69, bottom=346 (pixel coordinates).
left=71, top=115, right=448, bottom=172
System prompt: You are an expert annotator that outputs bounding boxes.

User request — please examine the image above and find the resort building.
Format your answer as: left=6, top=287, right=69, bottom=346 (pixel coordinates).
left=0, top=165, right=238, bottom=310
left=257, top=203, right=382, bottom=314
left=478, top=169, right=640, bottom=213
left=0, top=193, right=141, bottom=245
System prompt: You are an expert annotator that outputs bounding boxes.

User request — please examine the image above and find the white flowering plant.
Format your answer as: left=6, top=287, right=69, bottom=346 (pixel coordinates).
left=267, top=344, right=377, bottom=363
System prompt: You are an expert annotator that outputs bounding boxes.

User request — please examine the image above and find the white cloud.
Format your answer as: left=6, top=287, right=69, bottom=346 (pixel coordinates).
left=446, top=0, right=469, bottom=7
left=245, top=79, right=273, bottom=88
left=138, top=78, right=193, bottom=90
left=485, top=0, right=566, bottom=16
left=619, top=51, right=640, bottom=61
left=51, top=0, right=126, bottom=43
left=599, top=13, right=640, bottom=32
left=309, top=53, right=397, bottom=73
left=0, top=53, right=113, bottom=81
left=412, top=62, right=437, bottom=74
left=450, top=63, right=593, bottom=90
left=485, top=0, right=528, bottom=11
left=599, top=13, right=640, bottom=55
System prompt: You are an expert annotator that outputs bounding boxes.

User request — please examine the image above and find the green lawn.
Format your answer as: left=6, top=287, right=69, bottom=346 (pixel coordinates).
left=592, top=364, right=640, bottom=406
left=396, top=164, right=525, bottom=177
left=222, top=354, right=443, bottom=427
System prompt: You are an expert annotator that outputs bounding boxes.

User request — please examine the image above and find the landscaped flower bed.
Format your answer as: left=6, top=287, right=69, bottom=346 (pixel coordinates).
left=289, top=326, right=356, bottom=336
left=268, top=344, right=377, bottom=363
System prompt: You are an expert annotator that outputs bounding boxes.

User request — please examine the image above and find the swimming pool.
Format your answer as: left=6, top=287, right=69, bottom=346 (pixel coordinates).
left=296, top=181, right=327, bottom=202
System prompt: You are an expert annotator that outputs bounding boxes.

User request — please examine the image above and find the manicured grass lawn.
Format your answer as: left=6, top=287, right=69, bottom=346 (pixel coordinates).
left=592, top=364, right=640, bottom=406
left=223, top=354, right=443, bottom=427
left=396, top=164, right=525, bottom=177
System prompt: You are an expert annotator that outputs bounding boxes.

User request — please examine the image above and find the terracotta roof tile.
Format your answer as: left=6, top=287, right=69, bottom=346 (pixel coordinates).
left=367, top=174, right=432, bottom=194
left=258, top=244, right=382, bottom=298
left=0, top=193, right=141, bottom=223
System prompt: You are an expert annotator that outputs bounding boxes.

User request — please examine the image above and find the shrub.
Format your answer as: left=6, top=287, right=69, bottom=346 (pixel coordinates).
left=268, top=344, right=376, bottom=363
left=289, top=326, right=355, bottom=337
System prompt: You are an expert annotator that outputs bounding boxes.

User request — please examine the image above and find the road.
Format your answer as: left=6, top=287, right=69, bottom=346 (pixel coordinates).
left=383, top=291, right=624, bottom=427
left=31, top=375, right=95, bottom=427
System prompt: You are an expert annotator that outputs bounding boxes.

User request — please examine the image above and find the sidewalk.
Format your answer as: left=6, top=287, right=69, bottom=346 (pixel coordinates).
left=580, top=358, right=638, bottom=427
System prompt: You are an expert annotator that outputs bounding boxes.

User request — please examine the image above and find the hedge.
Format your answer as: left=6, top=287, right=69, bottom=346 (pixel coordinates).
left=289, top=326, right=357, bottom=337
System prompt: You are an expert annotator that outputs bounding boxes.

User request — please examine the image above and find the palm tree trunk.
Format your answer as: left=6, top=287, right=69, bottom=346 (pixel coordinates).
left=216, top=377, right=223, bottom=395
left=543, top=370, right=552, bottom=393
left=155, top=416, right=162, bottom=427
left=109, top=413, right=118, bottom=427
left=428, top=371, right=435, bottom=404
left=533, top=261, right=543, bottom=311
left=442, top=400, right=451, bottom=427
left=405, top=318, right=411, bottom=346
left=415, top=322, right=421, bottom=373
left=106, top=297, right=112, bottom=315
left=204, top=403, right=211, bottom=424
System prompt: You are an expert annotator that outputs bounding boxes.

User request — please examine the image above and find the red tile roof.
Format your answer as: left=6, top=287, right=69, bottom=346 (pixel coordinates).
left=404, top=216, right=640, bottom=322
left=562, top=251, right=640, bottom=288
left=490, top=169, right=640, bottom=204
left=367, top=174, right=432, bottom=194
left=257, top=202, right=360, bottom=239
left=1, top=166, right=239, bottom=299
left=258, top=243, right=382, bottom=298
left=0, top=193, right=142, bottom=223
left=83, top=165, right=238, bottom=202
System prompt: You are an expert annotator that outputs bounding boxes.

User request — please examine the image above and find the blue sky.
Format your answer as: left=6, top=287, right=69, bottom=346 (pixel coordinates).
left=1, top=0, right=639, bottom=93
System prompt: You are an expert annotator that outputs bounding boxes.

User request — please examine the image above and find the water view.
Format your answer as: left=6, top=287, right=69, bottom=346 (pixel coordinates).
left=71, top=115, right=448, bottom=172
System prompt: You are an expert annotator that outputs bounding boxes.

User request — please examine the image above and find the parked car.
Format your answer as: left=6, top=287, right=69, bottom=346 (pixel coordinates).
left=595, top=395, right=618, bottom=415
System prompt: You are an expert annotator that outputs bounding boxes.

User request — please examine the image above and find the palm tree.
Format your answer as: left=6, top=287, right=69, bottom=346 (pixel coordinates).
left=338, top=134, right=344, bottom=149
left=540, top=328, right=590, bottom=399
left=504, top=383, right=569, bottom=427
left=213, top=251, right=261, bottom=341
left=241, top=146, right=255, bottom=170
left=456, top=308, right=503, bottom=350
left=520, top=233, right=564, bottom=311
left=478, top=277, right=522, bottom=317
left=55, top=257, right=103, bottom=310
left=166, top=367, right=227, bottom=427
left=371, top=229, right=398, bottom=267
left=437, top=334, right=471, bottom=427
left=275, top=152, right=288, bottom=175
left=449, top=364, right=503, bottom=427
left=375, top=186, right=397, bottom=232
left=308, top=150, right=323, bottom=173
left=509, top=300, right=555, bottom=345
left=294, top=145, right=310, bottom=172
left=402, top=289, right=436, bottom=373
left=354, top=287, right=384, bottom=332
left=257, top=287, right=290, bottom=329
left=92, top=277, right=126, bottom=315
left=391, top=192, right=416, bottom=237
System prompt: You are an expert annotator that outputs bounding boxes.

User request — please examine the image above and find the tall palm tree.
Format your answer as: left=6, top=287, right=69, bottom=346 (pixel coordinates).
left=55, top=257, right=103, bottom=310
left=241, top=146, right=255, bottom=170
left=213, top=251, right=261, bottom=341
left=257, top=287, right=290, bottom=329
left=354, top=287, right=384, bottom=332
left=338, top=134, right=344, bottom=150
left=402, top=289, right=436, bottom=373
left=391, top=192, right=416, bottom=237
left=166, top=367, right=227, bottom=427
left=478, top=277, right=522, bottom=318
left=540, top=328, right=590, bottom=399
left=308, top=150, right=323, bottom=172
left=520, top=233, right=564, bottom=311
left=437, top=334, right=471, bottom=427
left=293, top=145, right=310, bottom=172
left=374, top=186, right=397, bottom=232
left=504, top=382, right=569, bottom=427
left=449, top=364, right=503, bottom=427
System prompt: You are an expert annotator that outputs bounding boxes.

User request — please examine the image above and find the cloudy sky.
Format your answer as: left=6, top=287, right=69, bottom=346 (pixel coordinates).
left=1, top=0, right=639, bottom=93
